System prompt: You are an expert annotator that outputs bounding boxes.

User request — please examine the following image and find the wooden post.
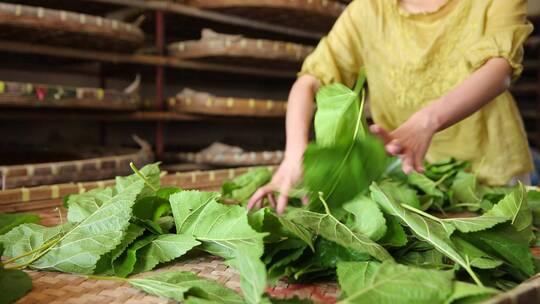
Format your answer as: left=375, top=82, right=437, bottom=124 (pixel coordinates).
left=155, top=10, right=165, bottom=159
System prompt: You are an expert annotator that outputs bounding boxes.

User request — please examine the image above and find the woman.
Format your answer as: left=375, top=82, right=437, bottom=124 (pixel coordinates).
left=248, top=0, right=534, bottom=214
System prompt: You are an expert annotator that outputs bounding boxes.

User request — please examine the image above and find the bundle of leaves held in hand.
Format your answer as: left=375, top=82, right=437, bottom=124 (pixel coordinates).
left=1, top=69, right=539, bottom=304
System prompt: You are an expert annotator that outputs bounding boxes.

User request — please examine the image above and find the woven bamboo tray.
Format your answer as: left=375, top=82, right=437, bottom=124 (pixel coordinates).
left=1, top=167, right=540, bottom=303
left=168, top=142, right=284, bottom=167
left=0, top=166, right=337, bottom=304
left=183, top=0, right=345, bottom=33
left=168, top=29, right=313, bottom=70
left=0, top=137, right=153, bottom=190
left=169, top=88, right=287, bottom=117
left=0, top=3, right=144, bottom=51
left=0, top=79, right=140, bottom=110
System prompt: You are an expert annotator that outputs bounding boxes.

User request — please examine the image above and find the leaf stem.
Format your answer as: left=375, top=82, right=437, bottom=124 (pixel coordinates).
left=11, top=238, right=63, bottom=269
left=352, top=89, right=366, bottom=141
left=3, top=235, right=60, bottom=265
left=401, top=203, right=444, bottom=224
left=318, top=192, right=332, bottom=215
left=464, top=255, right=484, bottom=287
left=130, top=162, right=158, bottom=192
left=434, top=172, right=453, bottom=186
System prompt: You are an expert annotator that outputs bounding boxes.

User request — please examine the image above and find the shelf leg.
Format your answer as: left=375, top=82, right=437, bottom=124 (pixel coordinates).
left=155, top=10, right=166, bottom=159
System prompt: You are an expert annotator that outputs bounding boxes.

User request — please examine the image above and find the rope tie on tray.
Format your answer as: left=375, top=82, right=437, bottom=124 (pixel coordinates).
left=21, top=187, right=30, bottom=202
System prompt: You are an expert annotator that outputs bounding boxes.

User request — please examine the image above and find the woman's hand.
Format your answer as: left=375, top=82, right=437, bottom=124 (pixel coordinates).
left=370, top=57, right=513, bottom=174
left=247, top=156, right=305, bottom=214
left=248, top=75, right=318, bottom=214
left=370, top=109, right=439, bottom=174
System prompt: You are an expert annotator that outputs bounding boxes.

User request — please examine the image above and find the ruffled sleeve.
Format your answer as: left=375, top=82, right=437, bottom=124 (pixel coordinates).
left=466, top=0, right=533, bottom=81
left=298, top=2, right=363, bottom=88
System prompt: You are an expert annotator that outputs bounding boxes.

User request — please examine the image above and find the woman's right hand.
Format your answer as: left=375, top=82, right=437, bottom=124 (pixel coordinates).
left=247, top=155, right=304, bottom=215
left=248, top=75, right=318, bottom=215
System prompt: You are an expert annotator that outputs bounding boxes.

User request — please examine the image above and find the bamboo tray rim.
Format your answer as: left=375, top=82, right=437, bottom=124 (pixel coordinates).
left=184, top=0, right=346, bottom=17
left=0, top=2, right=144, bottom=37
left=169, top=88, right=287, bottom=117
left=168, top=29, right=314, bottom=61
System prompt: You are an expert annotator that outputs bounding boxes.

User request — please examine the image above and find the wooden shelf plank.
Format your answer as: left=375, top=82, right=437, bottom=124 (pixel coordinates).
left=85, top=0, right=324, bottom=40
left=525, top=60, right=540, bottom=70
left=526, top=36, right=540, bottom=48
left=0, top=41, right=296, bottom=79
left=511, top=83, right=539, bottom=95
left=521, top=110, right=538, bottom=119
left=0, top=109, right=284, bottom=122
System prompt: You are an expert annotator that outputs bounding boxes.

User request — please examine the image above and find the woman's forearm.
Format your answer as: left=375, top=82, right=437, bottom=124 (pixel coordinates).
left=284, top=75, right=319, bottom=161
left=423, top=58, right=513, bottom=132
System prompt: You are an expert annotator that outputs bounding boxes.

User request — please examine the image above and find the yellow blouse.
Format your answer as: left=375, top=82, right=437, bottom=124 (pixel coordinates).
left=300, top=0, right=534, bottom=185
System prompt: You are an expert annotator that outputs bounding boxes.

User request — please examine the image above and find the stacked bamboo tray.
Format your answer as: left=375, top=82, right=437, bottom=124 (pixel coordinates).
left=0, top=137, right=153, bottom=190
left=183, top=0, right=345, bottom=33
left=0, top=2, right=144, bottom=51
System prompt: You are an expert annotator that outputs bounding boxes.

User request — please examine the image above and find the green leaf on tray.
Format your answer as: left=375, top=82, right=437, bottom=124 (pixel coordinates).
left=116, top=163, right=161, bottom=198
left=277, top=216, right=315, bottom=251
left=289, top=238, right=369, bottom=280
left=483, top=183, right=531, bottom=232
left=443, top=281, right=498, bottom=304
left=370, top=183, right=481, bottom=285
left=94, top=223, right=146, bottom=275
left=129, top=271, right=243, bottom=303
left=133, top=234, right=200, bottom=274
left=451, top=237, right=503, bottom=270
left=337, top=261, right=454, bottom=304
left=265, top=239, right=307, bottom=280
left=113, top=235, right=157, bottom=277
left=226, top=245, right=267, bottom=304
left=344, top=195, right=387, bottom=241
left=0, top=213, right=41, bottom=236
left=1, top=223, right=70, bottom=265
left=132, top=187, right=180, bottom=222
left=66, top=187, right=114, bottom=223
left=449, top=171, right=481, bottom=208
left=379, top=181, right=422, bottom=210
left=170, top=190, right=267, bottom=304
left=0, top=244, right=33, bottom=304
left=0, top=267, right=33, bottom=304
left=377, top=215, right=408, bottom=247
left=171, top=191, right=266, bottom=259
left=285, top=207, right=393, bottom=262
left=441, top=184, right=530, bottom=234
left=398, top=247, right=446, bottom=269
left=459, top=223, right=535, bottom=277
left=30, top=179, right=145, bottom=273
left=527, top=189, right=540, bottom=225
left=222, top=168, right=272, bottom=204
left=442, top=216, right=507, bottom=234
left=407, top=172, right=445, bottom=198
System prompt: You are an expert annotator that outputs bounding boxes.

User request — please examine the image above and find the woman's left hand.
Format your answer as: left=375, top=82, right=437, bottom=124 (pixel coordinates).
left=370, top=109, right=439, bottom=174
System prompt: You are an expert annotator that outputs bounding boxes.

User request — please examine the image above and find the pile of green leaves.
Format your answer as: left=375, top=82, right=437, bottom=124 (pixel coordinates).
left=1, top=69, right=539, bottom=304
